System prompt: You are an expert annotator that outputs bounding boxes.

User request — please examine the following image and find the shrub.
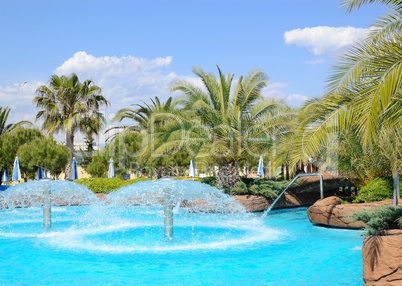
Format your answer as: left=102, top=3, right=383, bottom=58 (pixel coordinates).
left=75, top=177, right=151, bottom=193
left=353, top=177, right=400, bottom=203
left=197, top=177, right=217, bottom=187
left=227, top=178, right=289, bottom=199
left=231, top=181, right=248, bottom=195
left=185, top=176, right=289, bottom=200
left=351, top=205, right=402, bottom=236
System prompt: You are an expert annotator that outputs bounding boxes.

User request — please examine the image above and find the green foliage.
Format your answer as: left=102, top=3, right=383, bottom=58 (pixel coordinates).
left=197, top=176, right=217, bottom=187
left=198, top=177, right=289, bottom=200
left=17, top=137, right=70, bottom=179
left=0, top=128, right=43, bottom=170
left=86, top=155, right=109, bottom=178
left=85, top=132, right=142, bottom=178
left=353, top=177, right=399, bottom=203
left=245, top=179, right=289, bottom=199
left=75, top=177, right=152, bottom=193
left=35, top=74, right=109, bottom=137
left=0, top=106, right=32, bottom=135
left=351, top=205, right=402, bottom=236
left=231, top=181, right=248, bottom=195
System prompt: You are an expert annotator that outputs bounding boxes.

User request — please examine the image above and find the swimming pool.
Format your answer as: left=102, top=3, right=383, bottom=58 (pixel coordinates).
left=0, top=205, right=363, bottom=285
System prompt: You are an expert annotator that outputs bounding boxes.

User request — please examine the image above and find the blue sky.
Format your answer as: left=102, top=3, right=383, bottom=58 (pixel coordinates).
left=0, top=0, right=384, bottom=141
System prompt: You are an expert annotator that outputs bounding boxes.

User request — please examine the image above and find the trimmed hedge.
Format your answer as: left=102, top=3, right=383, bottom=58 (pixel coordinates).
left=353, top=177, right=401, bottom=203
left=75, top=177, right=151, bottom=193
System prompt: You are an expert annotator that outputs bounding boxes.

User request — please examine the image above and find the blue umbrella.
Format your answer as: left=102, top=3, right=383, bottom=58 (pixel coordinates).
left=12, top=157, right=21, bottom=181
left=257, top=156, right=264, bottom=177
left=69, top=157, right=78, bottom=181
left=36, top=167, right=44, bottom=180
left=189, top=159, right=195, bottom=179
left=108, top=157, right=115, bottom=178
left=1, top=166, right=10, bottom=182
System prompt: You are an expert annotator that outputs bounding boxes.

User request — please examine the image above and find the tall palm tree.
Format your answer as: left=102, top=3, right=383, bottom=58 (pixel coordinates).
left=35, top=73, right=109, bottom=179
left=112, top=96, right=177, bottom=132
left=155, top=65, right=295, bottom=188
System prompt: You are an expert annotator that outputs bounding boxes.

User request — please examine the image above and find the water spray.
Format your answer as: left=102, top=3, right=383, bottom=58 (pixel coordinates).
left=160, top=176, right=177, bottom=240
left=40, top=178, right=54, bottom=230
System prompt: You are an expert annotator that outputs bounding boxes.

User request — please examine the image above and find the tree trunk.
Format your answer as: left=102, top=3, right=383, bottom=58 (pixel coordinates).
left=64, top=131, right=75, bottom=180
left=243, top=164, right=250, bottom=178
left=216, top=163, right=240, bottom=189
left=155, top=167, right=163, bottom=179
left=393, top=172, right=400, bottom=207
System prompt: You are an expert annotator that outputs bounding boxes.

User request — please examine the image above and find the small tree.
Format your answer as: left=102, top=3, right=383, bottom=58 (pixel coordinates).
left=86, top=155, right=109, bottom=178
left=86, top=132, right=143, bottom=178
left=0, top=128, right=43, bottom=169
left=17, top=137, right=70, bottom=179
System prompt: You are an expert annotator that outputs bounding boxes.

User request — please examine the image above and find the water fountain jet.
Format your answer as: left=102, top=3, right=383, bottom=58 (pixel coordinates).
left=42, top=188, right=51, bottom=230
left=40, top=178, right=54, bottom=230
left=161, top=176, right=176, bottom=240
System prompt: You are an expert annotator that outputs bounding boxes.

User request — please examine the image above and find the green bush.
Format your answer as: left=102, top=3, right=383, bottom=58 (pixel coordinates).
left=197, top=177, right=217, bottom=187
left=75, top=177, right=151, bottom=193
left=351, top=205, right=402, bottom=236
left=226, top=178, right=289, bottom=199
left=353, top=177, right=400, bottom=203
left=194, top=176, right=289, bottom=199
left=231, top=181, right=248, bottom=195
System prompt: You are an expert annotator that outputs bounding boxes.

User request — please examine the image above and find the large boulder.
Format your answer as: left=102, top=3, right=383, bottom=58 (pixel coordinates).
left=307, top=197, right=402, bottom=229
left=307, top=196, right=381, bottom=229
left=233, top=195, right=269, bottom=212
left=362, top=230, right=402, bottom=285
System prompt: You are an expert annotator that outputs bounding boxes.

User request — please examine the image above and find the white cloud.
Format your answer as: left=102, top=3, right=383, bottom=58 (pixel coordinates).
left=0, top=81, right=44, bottom=125
left=305, top=58, right=326, bottom=65
left=287, top=93, right=308, bottom=103
left=262, top=82, right=287, bottom=99
left=284, top=26, right=368, bottom=55
left=53, top=52, right=187, bottom=143
left=54, top=51, right=178, bottom=110
left=262, top=82, right=309, bottom=106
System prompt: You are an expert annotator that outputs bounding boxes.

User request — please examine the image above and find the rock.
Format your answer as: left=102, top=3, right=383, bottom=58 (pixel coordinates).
left=95, top=193, right=107, bottom=201
left=307, top=197, right=402, bottom=229
left=363, top=230, right=402, bottom=286
left=233, top=195, right=269, bottom=212
left=314, top=196, right=341, bottom=206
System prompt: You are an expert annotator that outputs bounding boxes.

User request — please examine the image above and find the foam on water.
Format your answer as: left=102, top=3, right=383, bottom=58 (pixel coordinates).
left=106, top=180, right=245, bottom=213
left=0, top=180, right=98, bottom=208
left=0, top=180, right=281, bottom=253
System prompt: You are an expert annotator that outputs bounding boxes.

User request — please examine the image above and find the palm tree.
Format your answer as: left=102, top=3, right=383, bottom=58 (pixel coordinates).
left=112, top=96, right=177, bottom=132
left=341, top=0, right=402, bottom=39
left=111, top=96, right=179, bottom=178
left=285, top=0, right=402, bottom=204
left=35, top=73, right=109, bottom=179
left=0, top=106, right=32, bottom=135
left=154, top=65, right=295, bottom=188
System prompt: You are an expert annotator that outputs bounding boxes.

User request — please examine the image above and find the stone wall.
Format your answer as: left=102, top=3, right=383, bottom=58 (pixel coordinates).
left=362, top=230, right=402, bottom=285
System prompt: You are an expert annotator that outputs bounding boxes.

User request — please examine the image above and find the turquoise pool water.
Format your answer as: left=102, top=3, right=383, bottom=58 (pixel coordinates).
left=0, top=206, right=363, bottom=285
